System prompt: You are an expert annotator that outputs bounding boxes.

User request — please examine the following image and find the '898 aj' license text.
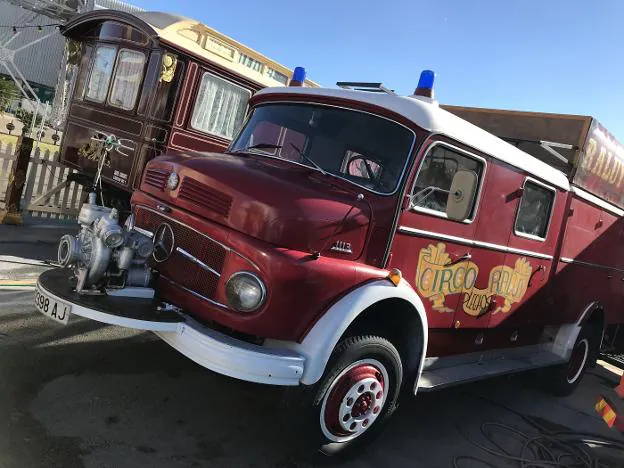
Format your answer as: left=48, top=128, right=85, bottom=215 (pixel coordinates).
left=35, top=287, right=71, bottom=325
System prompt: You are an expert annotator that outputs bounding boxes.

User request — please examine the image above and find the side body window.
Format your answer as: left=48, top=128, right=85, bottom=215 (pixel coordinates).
left=514, top=179, right=555, bottom=240
left=412, top=144, right=485, bottom=221
left=190, top=72, right=251, bottom=139
left=85, top=45, right=116, bottom=103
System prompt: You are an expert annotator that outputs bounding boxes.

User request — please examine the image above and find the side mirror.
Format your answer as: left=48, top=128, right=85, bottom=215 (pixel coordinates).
left=446, top=170, right=478, bottom=221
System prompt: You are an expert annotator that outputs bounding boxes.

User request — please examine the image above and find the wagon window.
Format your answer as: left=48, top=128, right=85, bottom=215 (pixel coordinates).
left=85, top=45, right=116, bottom=103
left=190, top=72, right=251, bottom=139
left=515, top=180, right=555, bottom=240
left=412, top=145, right=484, bottom=220
left=108, top=49, right=146, bottom=110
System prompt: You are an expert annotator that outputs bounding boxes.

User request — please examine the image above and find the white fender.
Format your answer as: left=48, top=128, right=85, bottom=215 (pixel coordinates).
left=268, top=278, right=428, bottom=386
left=552, top=301, right=600, bottom=360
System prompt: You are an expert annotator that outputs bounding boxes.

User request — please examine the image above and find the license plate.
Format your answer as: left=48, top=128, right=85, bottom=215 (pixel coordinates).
left=35, top=286, right=71, bottom=325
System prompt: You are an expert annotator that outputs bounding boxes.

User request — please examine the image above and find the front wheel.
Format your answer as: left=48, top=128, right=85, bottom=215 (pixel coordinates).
left=282, top=335, right=403, bottom=459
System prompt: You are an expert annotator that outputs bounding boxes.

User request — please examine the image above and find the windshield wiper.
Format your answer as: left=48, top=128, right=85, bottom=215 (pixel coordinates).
left=289, top=143, right=326, bottom=175
left=230, top=143, right=283, bottom=154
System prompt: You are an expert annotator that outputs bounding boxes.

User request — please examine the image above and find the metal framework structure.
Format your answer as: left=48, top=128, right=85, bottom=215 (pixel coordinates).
left=1, top=0, right=90, bottom=20
left=0, top=0, right=93, bottom=133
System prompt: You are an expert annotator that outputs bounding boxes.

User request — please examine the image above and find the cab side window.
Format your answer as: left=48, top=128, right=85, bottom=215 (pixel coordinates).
left=515, top=180, right=555, bottom=239
left=412, top=144, right=484, bottom=220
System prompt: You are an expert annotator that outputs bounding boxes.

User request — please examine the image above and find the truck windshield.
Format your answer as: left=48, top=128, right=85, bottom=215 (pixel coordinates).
left=229, top=103, right=415, bottom=194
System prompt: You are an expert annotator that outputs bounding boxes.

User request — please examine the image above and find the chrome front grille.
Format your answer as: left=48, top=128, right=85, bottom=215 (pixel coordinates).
left=134, top=206, right=227, bottom=301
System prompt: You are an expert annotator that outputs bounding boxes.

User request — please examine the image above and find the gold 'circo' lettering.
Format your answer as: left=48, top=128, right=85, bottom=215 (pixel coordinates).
left=415, top=243, right=532, bottom=317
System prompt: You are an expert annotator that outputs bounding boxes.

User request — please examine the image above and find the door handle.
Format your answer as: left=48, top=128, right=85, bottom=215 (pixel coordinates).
left=528, top=265, right=546, bottom=287
left=445, top=253, right=472, bottom=266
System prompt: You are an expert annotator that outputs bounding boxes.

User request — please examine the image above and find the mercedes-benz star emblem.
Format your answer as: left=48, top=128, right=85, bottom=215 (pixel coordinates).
left=167, top=171, right=179, bottom=190
left=152, top=223, right=175, bottom=262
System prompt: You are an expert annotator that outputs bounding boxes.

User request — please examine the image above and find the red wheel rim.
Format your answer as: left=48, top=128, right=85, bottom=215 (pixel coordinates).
left=320, top=359, right=388, bottom=442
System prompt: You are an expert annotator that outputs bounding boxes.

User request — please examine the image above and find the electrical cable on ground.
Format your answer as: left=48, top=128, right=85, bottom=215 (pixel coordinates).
left=453, top=391, right=624, bottom=468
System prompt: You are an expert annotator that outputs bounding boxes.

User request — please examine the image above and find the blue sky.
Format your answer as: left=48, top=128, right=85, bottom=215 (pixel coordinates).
left=132, top=0, right=624, bottom=140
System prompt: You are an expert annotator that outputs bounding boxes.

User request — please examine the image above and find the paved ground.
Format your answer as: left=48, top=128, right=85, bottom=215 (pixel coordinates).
left=1, top=225, right=624, bottom=467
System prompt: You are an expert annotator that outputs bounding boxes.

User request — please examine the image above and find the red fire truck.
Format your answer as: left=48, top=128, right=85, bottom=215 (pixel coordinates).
left=34, top=70, right=624, bottom=457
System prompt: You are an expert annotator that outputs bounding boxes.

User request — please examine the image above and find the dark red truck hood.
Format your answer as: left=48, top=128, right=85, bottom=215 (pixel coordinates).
left=140, top=152, right=372, bottom=259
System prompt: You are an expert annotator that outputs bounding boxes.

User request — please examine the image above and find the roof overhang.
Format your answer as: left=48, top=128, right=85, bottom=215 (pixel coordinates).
left=61, top=9, right=160, bottom=47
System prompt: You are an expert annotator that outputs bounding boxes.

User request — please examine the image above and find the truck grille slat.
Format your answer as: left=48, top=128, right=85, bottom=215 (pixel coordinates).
left=134, top=207, right=226, bottom=301
left=144, top=168, right=170, bottom=191
left=178, top=178, right=233, bottom=218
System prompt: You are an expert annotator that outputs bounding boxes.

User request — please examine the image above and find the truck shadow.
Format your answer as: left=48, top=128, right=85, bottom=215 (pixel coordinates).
left=3, top=328, right=621, bottom=468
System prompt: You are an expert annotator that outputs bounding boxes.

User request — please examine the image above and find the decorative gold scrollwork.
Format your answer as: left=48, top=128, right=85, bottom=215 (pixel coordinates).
left=66, top=40, right=83, bottom=66
left=160, top=53, right=177, bottom=83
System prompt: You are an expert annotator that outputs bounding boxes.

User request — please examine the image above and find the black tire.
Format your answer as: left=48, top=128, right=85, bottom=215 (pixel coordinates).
left=281, top=335, right=403, bottom=461
left=542, top=324, right=595, bottom=397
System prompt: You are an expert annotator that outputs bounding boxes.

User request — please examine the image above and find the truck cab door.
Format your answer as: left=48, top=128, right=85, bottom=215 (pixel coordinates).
left=393, top=140, right=486, bottom=332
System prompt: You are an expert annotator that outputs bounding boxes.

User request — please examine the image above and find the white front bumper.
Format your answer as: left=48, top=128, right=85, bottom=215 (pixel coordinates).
left=155, top=320, right=305, bottom=386
left=37, top=275, right=305, bottom=386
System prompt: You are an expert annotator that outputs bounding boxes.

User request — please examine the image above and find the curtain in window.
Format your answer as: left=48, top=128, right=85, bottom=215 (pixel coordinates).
left=85, top=46, right=116, bottom=102
left=108, top=50, right=146, bottom=110
left=191, top=73, right=250, bottom=139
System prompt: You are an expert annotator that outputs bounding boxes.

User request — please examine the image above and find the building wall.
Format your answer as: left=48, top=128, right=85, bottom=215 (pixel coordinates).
left=0, top=3, right=66, bottom=91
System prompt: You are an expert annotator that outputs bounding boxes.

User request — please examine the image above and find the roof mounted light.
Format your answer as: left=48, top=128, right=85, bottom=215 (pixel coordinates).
left=289, top=66, right=306, bottom=87
left=414, top=70, right=435, bottom=98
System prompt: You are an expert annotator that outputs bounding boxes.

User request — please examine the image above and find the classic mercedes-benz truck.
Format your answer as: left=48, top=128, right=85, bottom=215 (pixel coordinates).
left=34, top=71, right=624, bottom=457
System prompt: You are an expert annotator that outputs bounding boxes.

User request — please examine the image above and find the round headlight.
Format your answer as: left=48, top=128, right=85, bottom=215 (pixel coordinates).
left=225, top=272, right=266, bottom=313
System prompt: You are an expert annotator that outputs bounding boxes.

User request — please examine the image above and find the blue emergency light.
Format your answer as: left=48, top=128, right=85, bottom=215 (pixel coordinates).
left=414, top=70, right=435, bottom=98
left=289, top=66, right=306, bottom=87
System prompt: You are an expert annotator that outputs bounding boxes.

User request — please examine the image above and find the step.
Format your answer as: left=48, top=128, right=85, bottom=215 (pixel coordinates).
left=419, top=348, right=566, bottom=391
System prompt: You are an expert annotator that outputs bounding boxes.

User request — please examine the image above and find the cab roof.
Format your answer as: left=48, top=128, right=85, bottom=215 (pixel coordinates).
left=254, top=86, right=571, bottom=191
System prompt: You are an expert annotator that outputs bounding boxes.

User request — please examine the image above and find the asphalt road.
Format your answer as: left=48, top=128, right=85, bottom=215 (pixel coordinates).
left=1, top=226, right=623, bottom=467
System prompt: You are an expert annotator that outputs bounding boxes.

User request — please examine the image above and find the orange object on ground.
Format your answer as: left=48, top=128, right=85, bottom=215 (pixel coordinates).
left=595, top=395, right=624, bottom=432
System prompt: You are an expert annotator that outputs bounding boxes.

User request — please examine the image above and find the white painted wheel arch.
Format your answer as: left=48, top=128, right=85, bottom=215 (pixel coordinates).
left=267, top=278, right=428, bottom=386
left=552, top=301, right=602, bottom=361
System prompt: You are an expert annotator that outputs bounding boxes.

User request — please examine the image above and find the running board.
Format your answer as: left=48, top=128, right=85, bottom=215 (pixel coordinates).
left=418, top=346, right=567, bottom=391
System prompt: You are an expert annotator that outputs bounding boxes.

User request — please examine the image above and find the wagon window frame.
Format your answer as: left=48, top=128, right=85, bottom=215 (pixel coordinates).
left=107, top=48, right=147, bottom=111
left=189, top=70, right=252, bottom=140
left=84, top=44, right=118, bottom=104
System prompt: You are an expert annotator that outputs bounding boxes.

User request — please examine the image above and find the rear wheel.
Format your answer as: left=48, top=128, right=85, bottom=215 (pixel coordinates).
left=542, top=324, right=595, bottom=397
left=282, top=335, right=403, bottom=459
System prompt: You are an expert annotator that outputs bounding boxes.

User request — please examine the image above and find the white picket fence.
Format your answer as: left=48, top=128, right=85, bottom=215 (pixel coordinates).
left=0, top=140, right=84, bottom=220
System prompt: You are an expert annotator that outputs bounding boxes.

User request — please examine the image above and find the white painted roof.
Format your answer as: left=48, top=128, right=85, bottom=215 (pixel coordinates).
left=254, top=87, right=571, bottom=190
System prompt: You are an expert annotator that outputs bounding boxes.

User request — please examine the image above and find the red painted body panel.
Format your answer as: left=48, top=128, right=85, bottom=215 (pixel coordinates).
left=552, top=194, right=624, bottom=325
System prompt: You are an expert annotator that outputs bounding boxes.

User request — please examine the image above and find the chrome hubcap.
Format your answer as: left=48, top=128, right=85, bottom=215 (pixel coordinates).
left=320, top=359, right=388, bottom=443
